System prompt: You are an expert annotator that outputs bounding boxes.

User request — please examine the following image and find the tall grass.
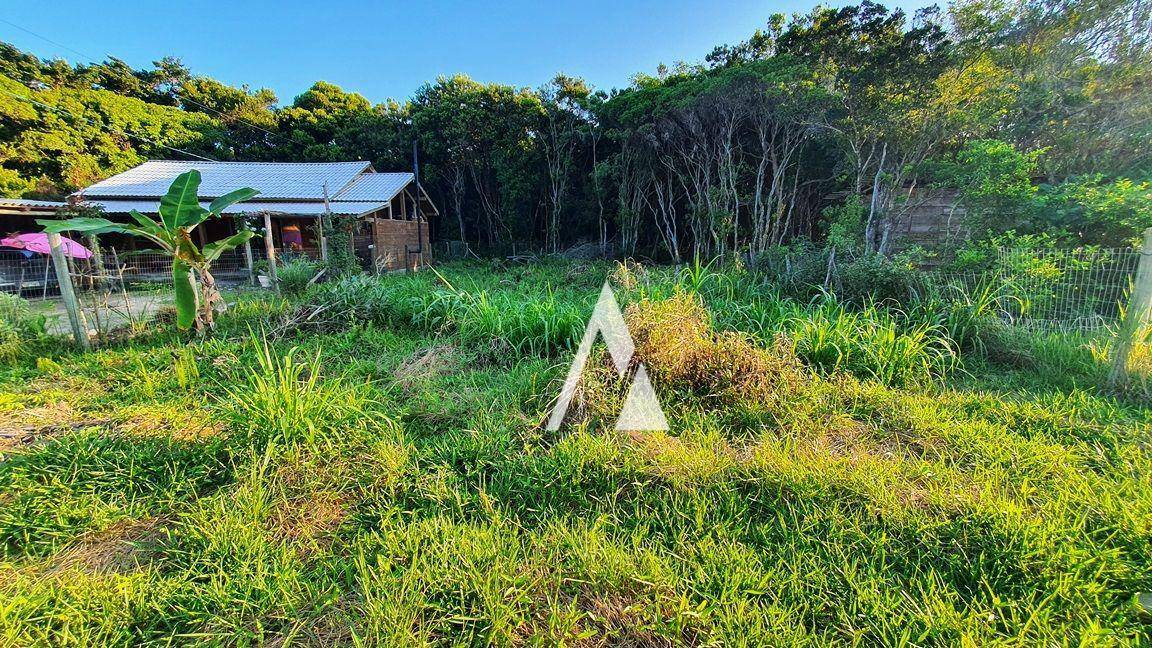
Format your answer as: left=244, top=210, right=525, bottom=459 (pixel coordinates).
left=2, top=260, right=1151, bottom=644
left=710, top=290, right=957, bottom=386
left=310, top=272, right=589, bottom=358
left=223, top=335, right=382, bottom=446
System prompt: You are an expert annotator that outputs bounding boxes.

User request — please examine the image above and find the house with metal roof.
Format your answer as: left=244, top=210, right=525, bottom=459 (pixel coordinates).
left=75, top=160, right=437, bottom=271
left=1, top=197, right=65, bottom=232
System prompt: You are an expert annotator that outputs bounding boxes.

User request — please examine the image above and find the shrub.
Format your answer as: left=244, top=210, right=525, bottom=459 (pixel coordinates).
left=276, top=259, right=320, bottom=296
left=624, top=291, right=805, bottom=408
left=0, top=293, right=46, bottom=361
left=0, top=320, right=22, bottom=362
left=836, top=253, right=921, bottom=305
left=321, top=214, right=362, bottom=277
left=0, top=292, right=46, bottom=337
left=1041, top=174, right=1152, bottom=246
left=750, top=239, right=829, bottom=298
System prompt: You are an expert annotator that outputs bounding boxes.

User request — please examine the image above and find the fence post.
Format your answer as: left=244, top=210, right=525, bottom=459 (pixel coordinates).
left=47, top=232, right=90, bottom=351
left=1109, top=227, right=1152, bottom=388
left=262, top=211, right=279, bottom=291
left=243, top=239, right=255, bottom=286
left=86, top=234, right=103, bottom=289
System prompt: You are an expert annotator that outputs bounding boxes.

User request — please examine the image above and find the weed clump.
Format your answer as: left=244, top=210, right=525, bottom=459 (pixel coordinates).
left=0, top=293, right=46, bottom=361
left=625, top=291, right=805, bottom=408
left=609, top=259, right=648, bottom=293
left=276, top=259, right=321, bottom=297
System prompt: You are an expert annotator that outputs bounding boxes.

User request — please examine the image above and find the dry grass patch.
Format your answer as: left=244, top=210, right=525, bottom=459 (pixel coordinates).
left=42, top=517, right=166, bottom=575
left=609, top=260, right=648, bottom=293
left=0, top=400, right=76, bottom=430
left=115, top=404, right=225, bottom=441
left=625, top=291, right=805, bottom=408
left=267, top=492, right=348, bottom=553
left=572, top=592, right=685, bottom=648
left=0, top=402, right=114, bottom=454
left=265, top=595, right=358, bottom=648
left=393, top=343, right=459, bottom=386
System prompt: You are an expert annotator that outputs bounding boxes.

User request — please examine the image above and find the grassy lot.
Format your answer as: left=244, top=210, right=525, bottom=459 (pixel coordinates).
left=1, top=260, right=1150, bottom=646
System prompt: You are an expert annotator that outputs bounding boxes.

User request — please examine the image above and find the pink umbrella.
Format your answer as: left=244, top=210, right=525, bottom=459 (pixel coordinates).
left=0, top=232, right=93, bottom=259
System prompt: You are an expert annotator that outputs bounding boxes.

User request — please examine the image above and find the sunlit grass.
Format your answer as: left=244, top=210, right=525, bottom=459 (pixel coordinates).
left=0, top=260, right=1148, bottom=645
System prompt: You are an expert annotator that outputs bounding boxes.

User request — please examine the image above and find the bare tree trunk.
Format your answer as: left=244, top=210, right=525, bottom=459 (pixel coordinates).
left=469, top=164, right=501, bottom=248
left=652, top=173, right=682, bottom=263
left=863, top=142, right=888, bottom=254
left=450, top=164, right=467, bottom=244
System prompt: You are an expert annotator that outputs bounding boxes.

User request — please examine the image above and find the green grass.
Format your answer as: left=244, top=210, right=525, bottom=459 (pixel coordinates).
left=0, top=260, right=1149, bottom=646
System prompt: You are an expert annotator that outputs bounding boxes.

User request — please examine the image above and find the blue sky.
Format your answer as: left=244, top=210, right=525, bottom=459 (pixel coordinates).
left=3, top=0, right=932, bottom=105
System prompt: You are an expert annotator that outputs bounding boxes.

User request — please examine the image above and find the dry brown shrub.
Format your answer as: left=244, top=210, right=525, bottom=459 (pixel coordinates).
left=624, top=291, right=804, bottom=407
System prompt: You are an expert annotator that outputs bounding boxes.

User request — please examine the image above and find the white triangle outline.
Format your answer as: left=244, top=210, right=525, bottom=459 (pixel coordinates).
left=615, top=364, right=669, bottom=431
left=547, top=281, right=670, bottom=432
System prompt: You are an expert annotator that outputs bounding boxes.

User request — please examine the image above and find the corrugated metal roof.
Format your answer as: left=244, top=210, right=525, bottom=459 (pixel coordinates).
left=0, top=198, right=66, bottom=208
left=78, top=160, right=372, bottom=200
left=332, top=172, right=413, bottom=202
left=86, top=199, right=389, bottom=217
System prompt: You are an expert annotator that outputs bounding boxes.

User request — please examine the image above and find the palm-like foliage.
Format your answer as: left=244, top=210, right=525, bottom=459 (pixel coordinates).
left=39, top=170, right=258, bottom=331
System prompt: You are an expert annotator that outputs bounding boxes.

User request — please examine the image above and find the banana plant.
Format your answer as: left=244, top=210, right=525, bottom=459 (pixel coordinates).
left=40, top=170, right=258, bottom=331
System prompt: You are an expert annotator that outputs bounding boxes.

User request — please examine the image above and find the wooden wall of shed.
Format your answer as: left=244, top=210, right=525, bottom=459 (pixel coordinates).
left=886, top=189, right=968, bottom=260
left=370, top=216, right=431, bottom=271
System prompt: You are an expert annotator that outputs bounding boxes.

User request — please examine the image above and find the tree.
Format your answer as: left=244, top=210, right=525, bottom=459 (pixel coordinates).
left=409, top=75, right=546, bottom=249
left=40, top=171, right=257, bottom=331
left=538, top=75, right=590, bottom=253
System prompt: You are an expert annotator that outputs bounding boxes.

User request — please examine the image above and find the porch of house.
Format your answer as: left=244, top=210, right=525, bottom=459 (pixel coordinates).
left=184, top=205, right=432, bottom=282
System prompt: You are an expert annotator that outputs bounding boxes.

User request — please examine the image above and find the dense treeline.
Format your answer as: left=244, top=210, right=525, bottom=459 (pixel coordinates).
left=1, top=0, right=1149, bottom=257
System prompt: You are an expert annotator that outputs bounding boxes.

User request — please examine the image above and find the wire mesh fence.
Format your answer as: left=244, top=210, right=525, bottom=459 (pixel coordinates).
left=0, top=249, right=56, bottom=298
left=6, top=239, right=1142, bottom=335
left=930, top=247, right=1139, bottom=333
left=0, top=246, right=330, bottom=299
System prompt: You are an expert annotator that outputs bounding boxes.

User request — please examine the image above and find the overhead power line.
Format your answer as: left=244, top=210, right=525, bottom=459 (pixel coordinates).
left=0, top=17, right=295, bottom=148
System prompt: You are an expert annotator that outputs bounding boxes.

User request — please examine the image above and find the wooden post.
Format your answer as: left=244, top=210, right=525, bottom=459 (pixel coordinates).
left=1109, top=227, right=1152, bottom=388
left=243, top=238, right=255, bottom=286
left=47, top=233, right=89, bottom=351
left=87, top=234, right=104, bottom=288
left=262, top=211, right=279, bottom=290
left=319, top=183, right=331, bottom=263
left=110, top=247, right=122, bottom=292
left=41, top=255, right=51, bottom=300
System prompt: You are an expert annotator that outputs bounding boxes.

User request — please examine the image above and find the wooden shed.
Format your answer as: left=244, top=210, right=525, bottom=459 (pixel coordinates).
left=75, top=160, right=437, bottom=271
